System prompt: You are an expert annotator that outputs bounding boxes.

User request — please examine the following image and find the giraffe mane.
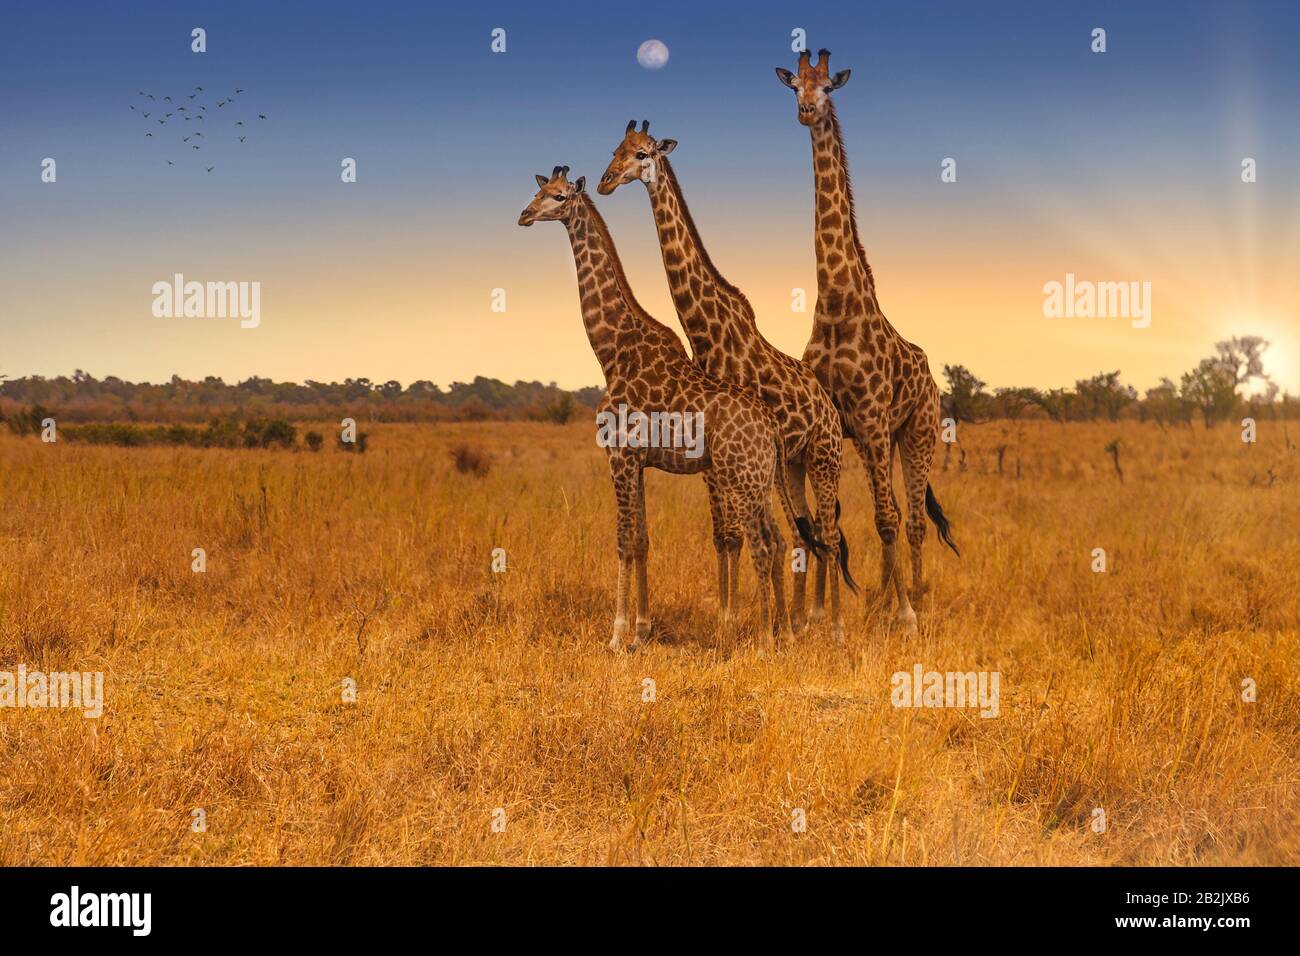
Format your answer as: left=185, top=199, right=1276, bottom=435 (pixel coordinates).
left=826, top=102, right=876, bottom=292
left=577, top=193, right=656, bottom=323
left=658, top=156, right=754, bottom=318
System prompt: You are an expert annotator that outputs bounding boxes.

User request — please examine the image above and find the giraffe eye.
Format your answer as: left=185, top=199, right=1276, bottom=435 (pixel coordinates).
left=552, top=194, right=565, bottom=201
left=823, top=86, right=833, bottom=94
left=635, top=152, right=647, bottom=160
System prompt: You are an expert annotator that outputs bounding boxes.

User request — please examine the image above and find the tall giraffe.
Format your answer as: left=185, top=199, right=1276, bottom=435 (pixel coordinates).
left=774, top=49, right=959, bottom=630
left=598, top=120, right=855, bottom=642
left=518, top=167, right=800, bottom=651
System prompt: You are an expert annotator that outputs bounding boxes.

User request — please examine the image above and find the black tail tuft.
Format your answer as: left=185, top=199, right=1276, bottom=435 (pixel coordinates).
left=837, top=516, right=860, bottom=595
left=925, top=483, right=960, bottom=556
left=794, top=515, right=832, bottom=561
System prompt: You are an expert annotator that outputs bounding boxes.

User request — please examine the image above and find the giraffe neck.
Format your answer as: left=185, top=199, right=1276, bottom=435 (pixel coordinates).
left=563, top=194, right=654, bottom=380
left=646, top=157, right=758, bottom=362
left=810, top=105, right=879, bottom=315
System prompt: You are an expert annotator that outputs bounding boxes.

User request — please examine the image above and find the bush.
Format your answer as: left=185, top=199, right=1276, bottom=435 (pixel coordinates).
left=450, top=443, right=490, bottom=477
left=545, top=392, right=577, bottom=425
left=337, top=431, right=369, bottom=453
left=305, top=431, right=324, bottom=452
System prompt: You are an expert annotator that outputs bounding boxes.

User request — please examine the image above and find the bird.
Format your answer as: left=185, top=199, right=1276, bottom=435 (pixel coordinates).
left=177, top=106, right=186, bottom=112
left=238, top=136, right=246, bottom=142
left=163, top=96, right=172, bottom=102
left=194, top=132, right=203, bottom=137
left=235, top=121, right=243, bottom=126
left=184, top=117, right=191, bottom=121
left=183, top=136, right=191, bottom=142
left=235, top=88, right=245, bottom=93
left=192, top=145, right=200, bottom=150
left=145, top=132, right=153, bottom=137
left=129, top=105, right=135, bottom=111
left=146, top=94, right=155, bottom=101
left=196, top=115, right=204, bottom=121
left=188, top=94, right=196, bottom=100
left=164, top=112, right=172, bottom=118
left=137, top=91, right=146, bottom=96
left=206, top=167, right=214, bottom=173
left=216, top=100, right=226, bottom=108
left=143, top=112, right=151, bottom=118
left=167, top=161, right=174, bottom=166
left=258, top=114, right=267, bottom=120
left=158, top=119, right=165, bottom=125
left=194, top=86, right=203, bottom=92
left=199, top=105, right=206, bottom=111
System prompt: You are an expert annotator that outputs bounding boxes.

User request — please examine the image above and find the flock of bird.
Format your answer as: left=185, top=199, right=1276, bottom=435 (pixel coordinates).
left=131, top=86, right=267, bottom=173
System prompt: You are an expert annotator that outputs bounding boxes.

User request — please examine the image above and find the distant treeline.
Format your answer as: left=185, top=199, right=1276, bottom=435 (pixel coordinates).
left=0, top=372, right=603, bottom=425
left=1, top=336, right=1294, bottom=430
left=941, top=337, right=1297, bottom=427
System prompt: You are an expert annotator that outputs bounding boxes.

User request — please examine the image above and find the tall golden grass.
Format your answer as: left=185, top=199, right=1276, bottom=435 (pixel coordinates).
left=0, top=420, right=1297, bottom=865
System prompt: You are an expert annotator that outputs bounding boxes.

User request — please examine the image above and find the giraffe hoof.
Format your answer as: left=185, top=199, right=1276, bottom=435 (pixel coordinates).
left=609, top=618, right=630, bottom=652
left=898, top=607, right=918, bottom=634
left=831, top=621, right=846, bottom=645
left=809, top=605, right=827, bottom=624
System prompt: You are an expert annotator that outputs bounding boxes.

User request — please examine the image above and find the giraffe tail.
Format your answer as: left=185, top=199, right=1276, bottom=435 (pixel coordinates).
left=833, top=499, right=860, bottom=595
left=925, top=483, right=960, bottom=556
left=771, top=434, right=830, bottom=561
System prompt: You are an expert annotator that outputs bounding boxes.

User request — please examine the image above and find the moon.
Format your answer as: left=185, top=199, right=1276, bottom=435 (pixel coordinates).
left=637, top=39, right=669, bottom=70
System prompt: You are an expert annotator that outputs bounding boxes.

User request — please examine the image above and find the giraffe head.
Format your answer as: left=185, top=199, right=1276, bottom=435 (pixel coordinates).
left=517, top=166, right=586, bottom=226
left=775, top=49, right=851, bottom=126
left=597, top=120, right=676, bottom=195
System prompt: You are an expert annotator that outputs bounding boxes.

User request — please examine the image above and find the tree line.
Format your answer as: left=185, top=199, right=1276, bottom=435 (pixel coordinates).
left=0, top=372, right=602, bottom=425
left=941, top=336, right=1296, bottom=427
left=1, top=336, right=1292, bottom=428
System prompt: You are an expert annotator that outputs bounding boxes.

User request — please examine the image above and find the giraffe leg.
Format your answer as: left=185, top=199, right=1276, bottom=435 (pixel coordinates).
left=852, top=418, right=916, bottom=633
left=809, top=438, right=844, bottom=644
left=630, top=468, right=652, bottom=649
left=899, top=405, right=938, bottom=614
left=766, top=509, right=792, bottom=644
left=704, top=473, right=733, bottom=621
left=742, top=505, right=775, bottom=653
left=607, top=455, right=642, bottom=652
left=785, top=456, right=812, bottom=632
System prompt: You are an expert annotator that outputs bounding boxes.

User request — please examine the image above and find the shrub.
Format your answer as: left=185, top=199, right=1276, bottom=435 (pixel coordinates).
left=450, top=443, right=490, bottom=477
left=305, top=431, right=324, bottom=452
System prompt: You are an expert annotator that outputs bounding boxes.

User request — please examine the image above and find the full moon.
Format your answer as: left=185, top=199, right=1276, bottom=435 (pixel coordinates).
left=637, top=39, right=669, bottom=70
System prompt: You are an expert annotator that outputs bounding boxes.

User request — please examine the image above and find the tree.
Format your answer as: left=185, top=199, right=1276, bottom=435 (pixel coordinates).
left=1143, top=378, right=1190, bottom=428
left=545, top=392, right=577, bottom=425
left=1075, top=371, right=1136, bottom=422
left=1180, top=358, right=1237, bottom=428
left=942, top=365, right=986, bottom=422
left=1215, top=336, right=1270, bottom=389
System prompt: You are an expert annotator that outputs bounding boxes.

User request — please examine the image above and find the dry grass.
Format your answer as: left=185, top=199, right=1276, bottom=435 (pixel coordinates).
left=1, top=420, right=1297, bottom=866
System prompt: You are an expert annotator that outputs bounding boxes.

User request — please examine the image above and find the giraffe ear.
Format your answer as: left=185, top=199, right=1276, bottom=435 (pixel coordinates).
left=535, top=174, right=548, bottom=188
left=574, top=176, right=586, bottom=193
left=656, top=138, right=677, bottom=155
left=775, top=67, right=796, bottom=89
left=830, top=69, right=851, bottom=90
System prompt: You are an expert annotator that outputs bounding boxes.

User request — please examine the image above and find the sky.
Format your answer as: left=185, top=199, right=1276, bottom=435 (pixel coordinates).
left=2, top=0, right=1298, bottom=394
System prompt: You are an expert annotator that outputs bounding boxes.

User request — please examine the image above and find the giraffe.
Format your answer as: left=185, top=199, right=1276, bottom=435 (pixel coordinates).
left=774, top=49, right=959, bottom=631
left=598, top=120, right=855, bottom=642
left=518, top=166, right=803, bottom=652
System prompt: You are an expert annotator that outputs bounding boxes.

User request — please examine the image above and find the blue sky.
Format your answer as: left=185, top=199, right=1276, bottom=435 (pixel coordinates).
left=2, top=1, right=1298, bottom=391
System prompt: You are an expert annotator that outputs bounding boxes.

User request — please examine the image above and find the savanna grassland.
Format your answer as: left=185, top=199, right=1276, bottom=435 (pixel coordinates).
left=1, top=419, right=1298, bottom=866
